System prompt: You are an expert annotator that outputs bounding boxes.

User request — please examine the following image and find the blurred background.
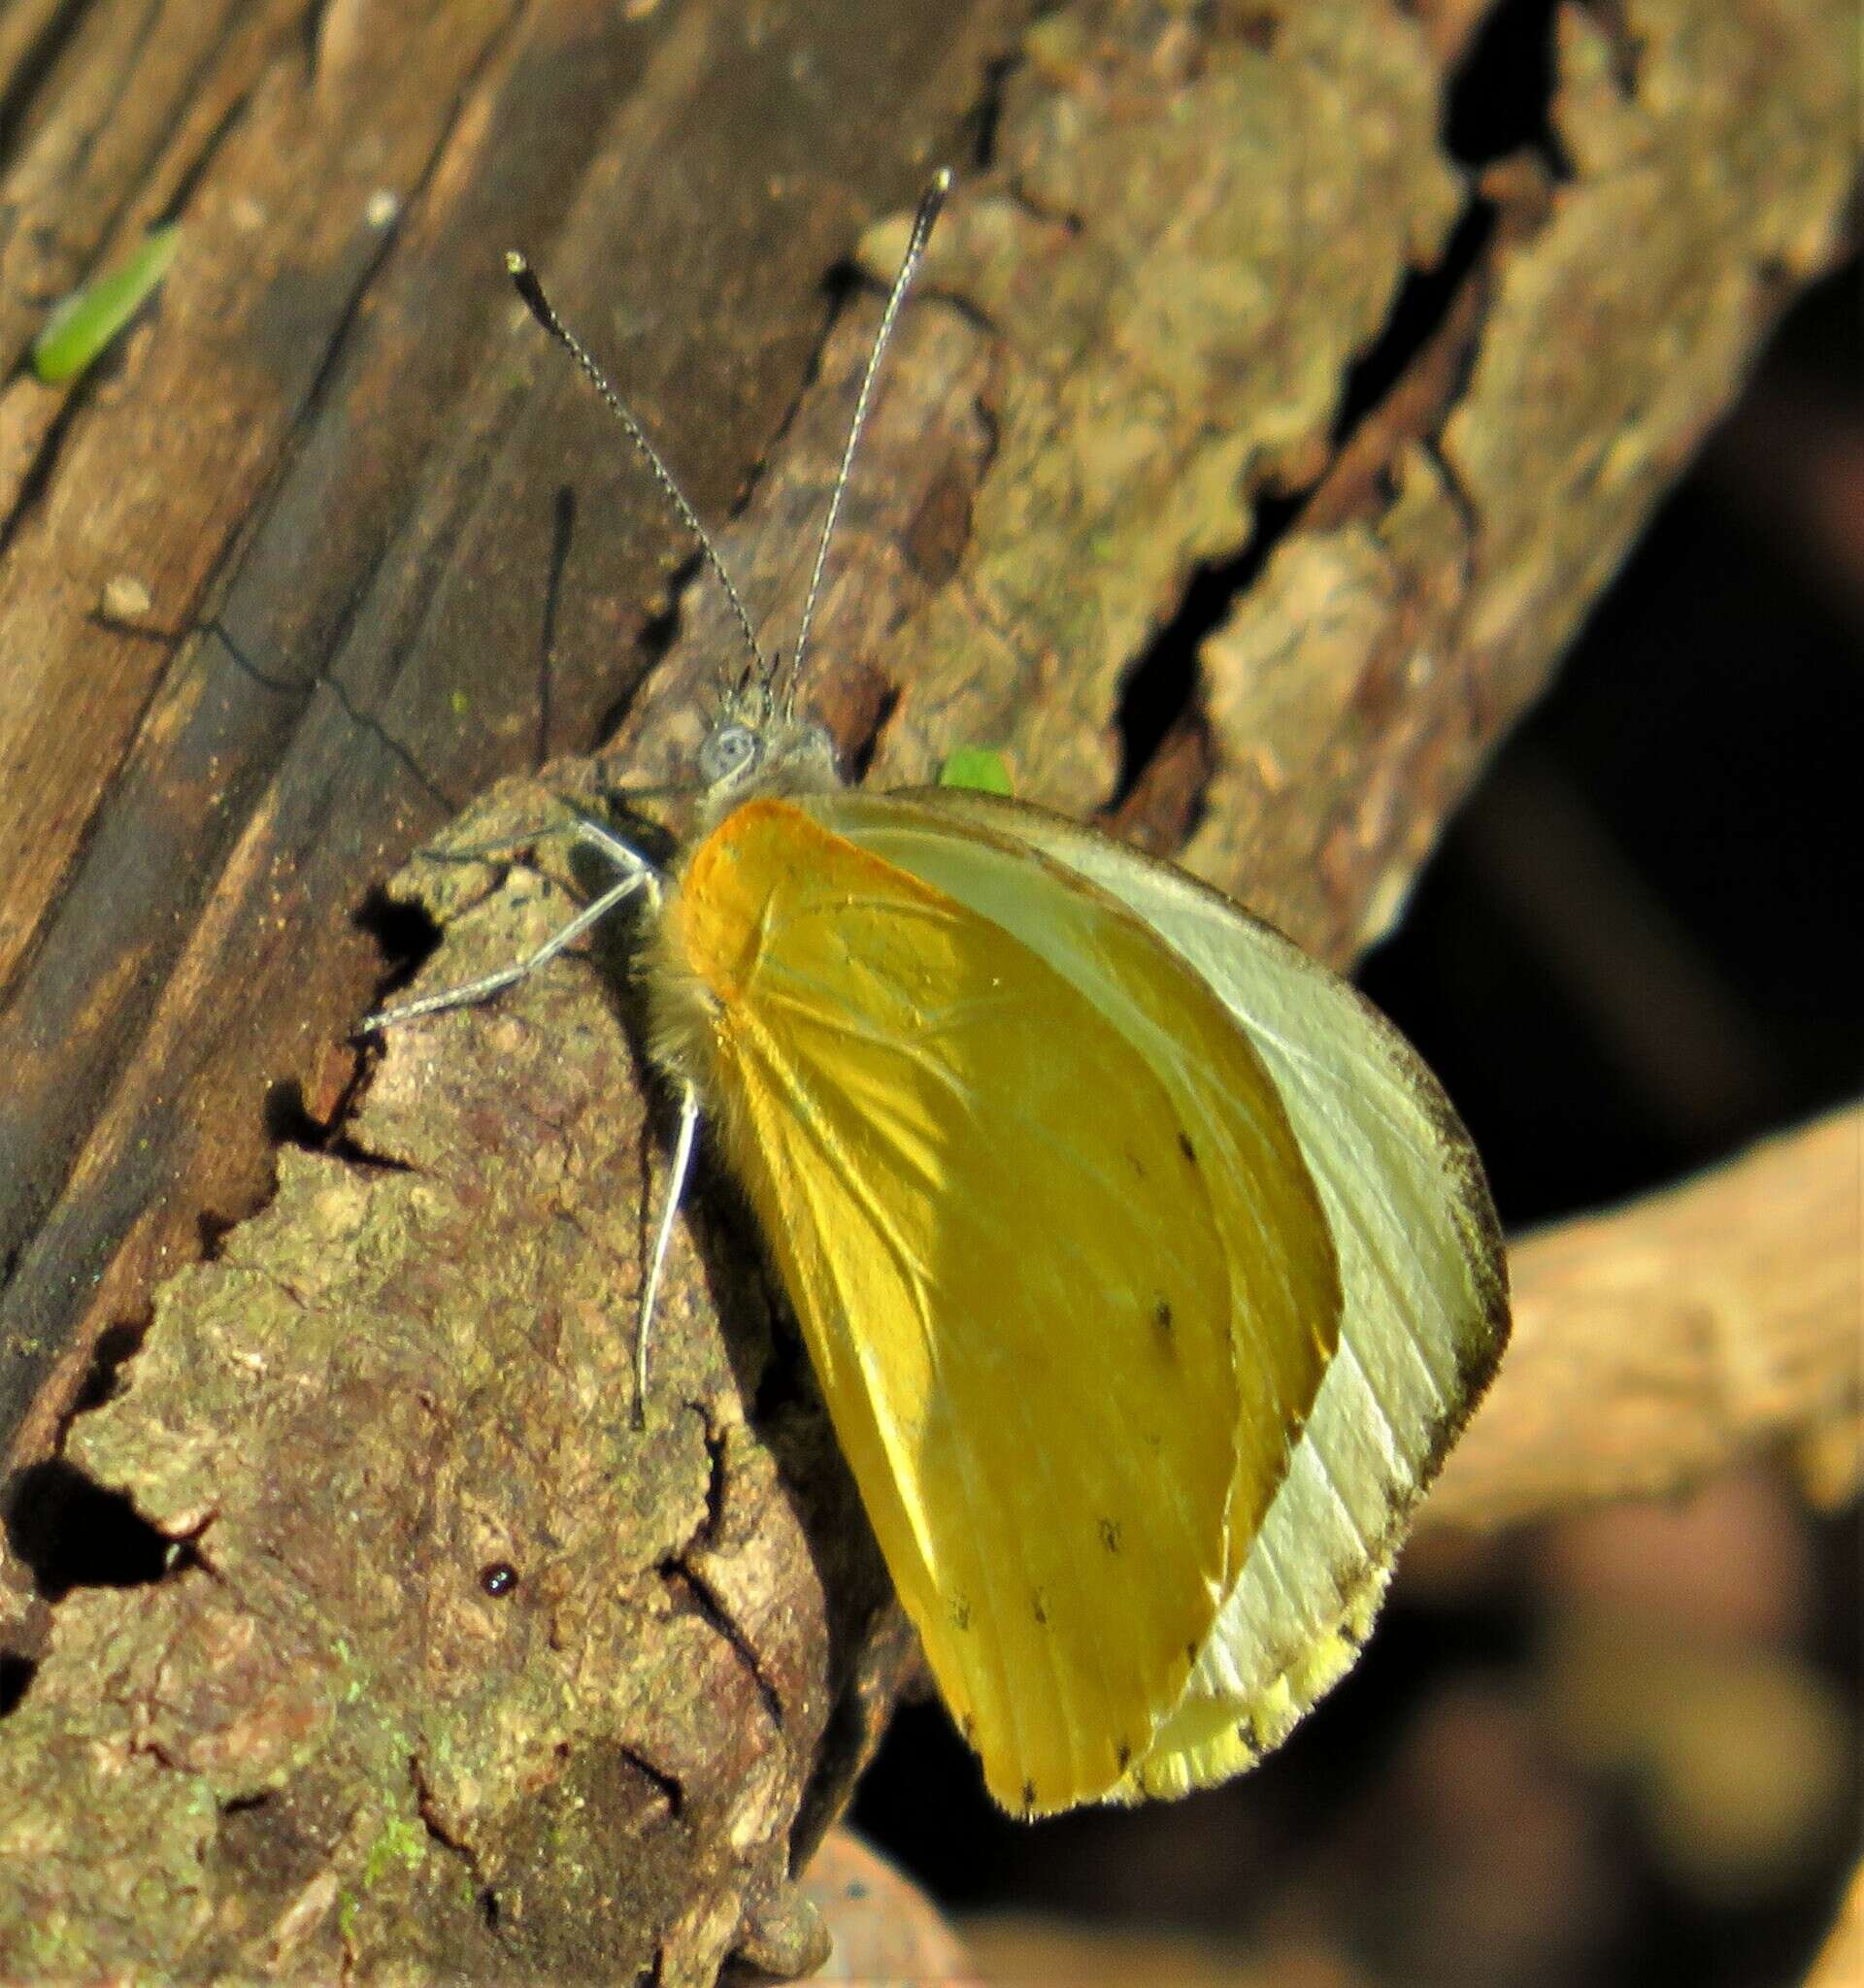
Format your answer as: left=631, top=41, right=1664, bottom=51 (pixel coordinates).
left=848, top=254, right=1861, bottom=1988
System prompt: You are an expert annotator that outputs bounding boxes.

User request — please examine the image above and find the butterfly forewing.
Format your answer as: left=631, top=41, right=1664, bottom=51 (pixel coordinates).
left=653, top=795, right=1340, bottom=1811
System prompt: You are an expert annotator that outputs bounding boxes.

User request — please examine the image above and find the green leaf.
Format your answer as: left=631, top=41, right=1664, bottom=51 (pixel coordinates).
left=33, top=225, right=182, bottom=385
left=938, top=746, right=1014, bottom=796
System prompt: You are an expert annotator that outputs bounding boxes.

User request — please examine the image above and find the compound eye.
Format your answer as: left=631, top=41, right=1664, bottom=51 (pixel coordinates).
left=700, top=723, right=760, bottom=784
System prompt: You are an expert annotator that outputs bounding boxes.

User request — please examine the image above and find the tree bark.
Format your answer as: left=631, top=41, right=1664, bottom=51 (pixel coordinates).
left=0, top=0, right=1852, bottom=1980
left=1425, top=1105, right=1863, bottom=1534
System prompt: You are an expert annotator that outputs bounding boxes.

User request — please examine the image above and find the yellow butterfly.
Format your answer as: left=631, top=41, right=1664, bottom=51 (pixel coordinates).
left=367, top=173, right=1509, bottom=1817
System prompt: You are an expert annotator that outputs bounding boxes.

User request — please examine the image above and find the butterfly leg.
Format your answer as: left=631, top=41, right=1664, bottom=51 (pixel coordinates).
left=360, top=857, right=656, bottom=1033
left=389, top=805, right=656, bottom=873
left=399, top=819, right=573, bottom=866
left=635, top=1079, right=701, bottom=1428
left=566, top=812, right=656, bottom=872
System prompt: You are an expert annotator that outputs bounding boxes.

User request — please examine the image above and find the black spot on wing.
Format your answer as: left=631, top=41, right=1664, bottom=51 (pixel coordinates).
left=1178, top=1131, right=1198, bottom=1167
left=1031, top=1591, right=1048, bottom=1626
left=1020, top=1778, right=1037, bottom=1813
left=1116, top=1740, right=1132, bottom=1771
left=1098, top=1516, right=1122, bottom=1554
left=949, top=1596, right=972, bottom=1632
left=1151, top=1296, right=1175, bottom=1351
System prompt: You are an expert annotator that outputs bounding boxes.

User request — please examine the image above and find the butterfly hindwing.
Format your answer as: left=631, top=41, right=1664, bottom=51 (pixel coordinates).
left=868, top=788, right=1510, bottom=1797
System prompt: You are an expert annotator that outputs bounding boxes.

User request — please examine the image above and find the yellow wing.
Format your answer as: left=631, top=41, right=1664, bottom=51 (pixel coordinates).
left=831, top=788, right=1511, bottom=1800
left=655, top=796, right=1341, bottom=1813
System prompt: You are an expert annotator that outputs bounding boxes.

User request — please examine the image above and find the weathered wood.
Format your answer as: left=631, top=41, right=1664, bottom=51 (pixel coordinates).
left=0, top=0, right=1852, bottom=1979
left=0, top=0, right=1022, bottom=1450
left=1426, top=1104, right=1864, bottom=1532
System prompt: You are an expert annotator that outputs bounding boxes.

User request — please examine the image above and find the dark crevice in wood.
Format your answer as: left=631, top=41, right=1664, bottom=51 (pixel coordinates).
left=1331, top=197, right=1495, bottom=446
left=150, top=47, right=253, bottom=228
left=1108, top=159, right=1514, bottom=826
left=843, top=681, right=900, bottom=785
left=0, top=1650, right=38, bottom=1717
left=262, top=1078, right=333, bottom=1156
left=3, top=1456, right=178, bottom=1601
left=411, top=1750, right=503, bottom=1942
left=301, top=0, right=337, bottom=83
left=265, top=1073, right=414, bottom=1175
left=351, top=883, right=446, bottom=1011
left=0, top=0, right=91, bottom=164
left=1443, top=0, right=1568, bottom=175
left=535, top=482, right=576, bottom=768
left=1108, top=488, right=1303, bottom=812
left=692, top=1399, right=729, bottom=1550
left=656, top=1557, right=785, bottom=1732
left=619, top=1743, right=685, bottom=1820
left=964, top=48, right=1019, bottom=170
left=192, top=1200, right=237, bottom=1264
left=0, top=365, right=82, bottom=558
left=67, top=1318, right=148, bottom=1416
left=1109, top=171, right=1507, bottom=831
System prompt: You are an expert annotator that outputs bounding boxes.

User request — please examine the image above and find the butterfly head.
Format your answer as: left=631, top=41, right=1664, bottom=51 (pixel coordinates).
left=694, top=678, right=841, bottom=825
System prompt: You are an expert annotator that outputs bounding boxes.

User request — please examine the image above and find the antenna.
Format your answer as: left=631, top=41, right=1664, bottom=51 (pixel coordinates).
left=505, top=252, right=769, bottom=683
left=508, top=169, right=951, bottom=716
left=783, top=167, right=950, bottom=711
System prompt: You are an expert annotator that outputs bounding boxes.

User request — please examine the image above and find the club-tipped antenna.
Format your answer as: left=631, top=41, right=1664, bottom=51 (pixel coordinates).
left=505, top=250, right=769, bottom=685
left=782, top=167, right=950, bottom=712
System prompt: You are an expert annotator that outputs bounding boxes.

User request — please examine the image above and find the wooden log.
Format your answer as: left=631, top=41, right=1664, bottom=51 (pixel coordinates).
left=1427, top=1105, right=1864, bottom=1533
left=0, top=0, right=1852, bottom=1977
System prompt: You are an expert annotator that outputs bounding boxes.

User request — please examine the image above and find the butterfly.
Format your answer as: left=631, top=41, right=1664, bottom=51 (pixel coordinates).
left=366, top=171, right=1510, bottom=1817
